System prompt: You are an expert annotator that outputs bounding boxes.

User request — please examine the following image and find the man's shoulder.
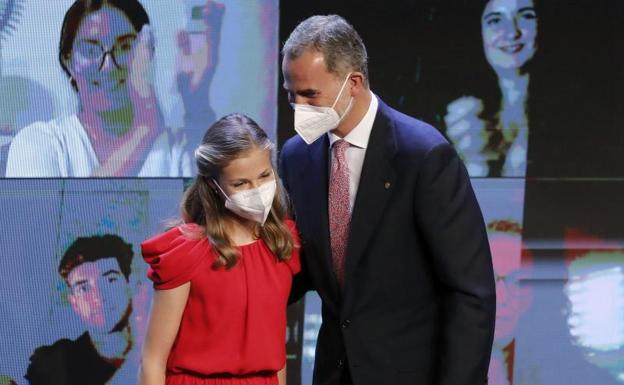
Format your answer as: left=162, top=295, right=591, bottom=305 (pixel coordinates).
left=29, top=336, right=78, bottom=362
left=281, top=134, right=310, bottom=161
left=25, top=336, right=78, bottom=381
left=379, top=102, right=449, bottom=154
left=25, top=333, right=102, bottom=383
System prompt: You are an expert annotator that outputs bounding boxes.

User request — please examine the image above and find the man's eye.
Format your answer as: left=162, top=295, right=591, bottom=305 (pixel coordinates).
left=108, top=276, right=119, bottom=283
left=76, top=285, right=90, bottom=294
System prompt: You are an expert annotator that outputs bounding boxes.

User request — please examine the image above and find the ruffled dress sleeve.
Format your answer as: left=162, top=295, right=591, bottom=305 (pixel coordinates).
left=284, top=219, right=302, bottom=275
left=141, top=224, right=212, bottom=290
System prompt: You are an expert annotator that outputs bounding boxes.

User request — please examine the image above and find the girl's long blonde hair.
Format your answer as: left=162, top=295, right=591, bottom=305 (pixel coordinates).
left=180, top=113, right=294, bottom=269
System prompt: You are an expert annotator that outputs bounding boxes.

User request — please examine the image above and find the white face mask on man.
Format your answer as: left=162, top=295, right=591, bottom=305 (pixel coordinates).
left=291, top=73, right=353, bottom=144
left=213, top=179, right=277, bottom=225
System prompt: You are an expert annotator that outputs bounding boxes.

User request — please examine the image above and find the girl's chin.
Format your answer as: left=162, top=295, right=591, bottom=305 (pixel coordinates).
left=489, top=54, right=535, bottom=72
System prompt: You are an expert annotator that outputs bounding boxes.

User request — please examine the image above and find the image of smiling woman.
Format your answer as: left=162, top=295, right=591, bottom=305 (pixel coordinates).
left=443, top=0, right=538, bottom=177
left=5, top=0, right=189, bottom=177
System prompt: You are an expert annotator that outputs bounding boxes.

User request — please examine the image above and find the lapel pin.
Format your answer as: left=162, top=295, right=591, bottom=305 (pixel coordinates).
left=384, top=182, right=391, bottom=189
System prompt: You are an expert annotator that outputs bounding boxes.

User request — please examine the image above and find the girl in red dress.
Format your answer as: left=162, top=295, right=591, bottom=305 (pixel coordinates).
left=139, top=113, right=300, bottom=385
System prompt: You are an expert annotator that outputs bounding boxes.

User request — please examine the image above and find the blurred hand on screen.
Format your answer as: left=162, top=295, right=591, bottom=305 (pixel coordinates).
left=128, top=25, right=160, bottom=131
left=445, top=96, right=492, bottom=176
left=173, top=0, right=224, bottom=173
left=93, top=124, right=151, bottom=176
left=176, top=1, right=225, bottom=101
left=91, top=24, right=162, bottom=176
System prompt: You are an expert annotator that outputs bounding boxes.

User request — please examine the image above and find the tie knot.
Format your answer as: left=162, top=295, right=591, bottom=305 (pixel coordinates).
left=333, top=139, right=349, bottom=160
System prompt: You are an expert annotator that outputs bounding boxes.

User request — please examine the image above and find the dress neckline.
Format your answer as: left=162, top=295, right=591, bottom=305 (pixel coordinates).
left=234, top=238, right=262, bottom=249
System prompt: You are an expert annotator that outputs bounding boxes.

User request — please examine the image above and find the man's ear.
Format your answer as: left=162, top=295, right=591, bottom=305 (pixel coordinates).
left=349, top=72, right=366, bottom=96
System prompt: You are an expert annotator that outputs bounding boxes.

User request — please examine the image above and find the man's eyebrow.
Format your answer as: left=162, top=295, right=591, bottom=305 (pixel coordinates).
left=282, top=84, right=319, bottom=94
left=102, top=270, right=122, bottom=277
left=297, top=88, right=320, bottom=96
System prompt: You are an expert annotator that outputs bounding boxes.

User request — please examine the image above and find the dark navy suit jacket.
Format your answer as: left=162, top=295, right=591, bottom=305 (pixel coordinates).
left=279, top=98, right=496, bottom=385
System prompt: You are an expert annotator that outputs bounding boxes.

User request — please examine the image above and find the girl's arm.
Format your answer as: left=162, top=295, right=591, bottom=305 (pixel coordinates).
left=277, top=365, right=286, bottom=385
left=139, top=282, right=191, bottom=385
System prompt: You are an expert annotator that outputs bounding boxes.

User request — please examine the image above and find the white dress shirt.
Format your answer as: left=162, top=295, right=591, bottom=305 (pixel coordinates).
left=328, top=92, right=379, bottom=212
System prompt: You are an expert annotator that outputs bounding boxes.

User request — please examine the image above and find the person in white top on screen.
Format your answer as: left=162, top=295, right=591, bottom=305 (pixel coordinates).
left=5, top=0, right=223, bottom=177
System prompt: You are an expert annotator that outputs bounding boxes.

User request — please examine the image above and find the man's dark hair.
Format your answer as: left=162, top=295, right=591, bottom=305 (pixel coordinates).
left=282, top=15, right=369, bottom=86
left=59, top=234, right=134, bottom=281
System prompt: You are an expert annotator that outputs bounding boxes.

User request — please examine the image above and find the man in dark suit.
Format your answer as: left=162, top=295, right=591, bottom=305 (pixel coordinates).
left=279, top=15, right=496, bottom=385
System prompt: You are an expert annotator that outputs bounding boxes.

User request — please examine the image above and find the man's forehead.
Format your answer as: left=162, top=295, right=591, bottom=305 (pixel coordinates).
left=283, top=51, right=330, bottom=80
left=67, top=257, right=121, bottom=282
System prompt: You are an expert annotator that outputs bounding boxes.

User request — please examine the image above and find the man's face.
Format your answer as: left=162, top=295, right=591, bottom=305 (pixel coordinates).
left=67, top=257, right=131, bottom=334
left=282, top=49, right=351, bottom=114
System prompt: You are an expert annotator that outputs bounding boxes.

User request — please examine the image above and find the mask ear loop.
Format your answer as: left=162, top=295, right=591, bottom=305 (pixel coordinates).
left=265, top=180, right=279, bottom=226
left=212, top=179, right=230, bottom=200
left=331, top=72, right=353, bottom=109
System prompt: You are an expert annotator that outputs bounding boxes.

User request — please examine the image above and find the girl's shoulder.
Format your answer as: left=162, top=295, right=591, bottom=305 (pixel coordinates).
left=141, top=223, right=213, bottom=289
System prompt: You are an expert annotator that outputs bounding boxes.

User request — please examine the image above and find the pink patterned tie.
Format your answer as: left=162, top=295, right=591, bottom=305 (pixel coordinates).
left=329, top=139, right=351, bottom=287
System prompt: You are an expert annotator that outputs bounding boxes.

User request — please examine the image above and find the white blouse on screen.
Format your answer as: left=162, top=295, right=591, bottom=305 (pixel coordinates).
left=5, top=115, right=191, bottom=177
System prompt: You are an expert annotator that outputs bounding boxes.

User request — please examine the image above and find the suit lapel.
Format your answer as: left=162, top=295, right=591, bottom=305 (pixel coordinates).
left=344, top=101, right=398, bottom=300
left=301, top=135, right=342, bottom=301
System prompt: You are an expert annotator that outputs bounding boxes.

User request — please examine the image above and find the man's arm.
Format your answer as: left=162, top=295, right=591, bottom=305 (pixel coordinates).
left=278, top=144, right=312, bottom=304
left=414, top=142, right=496, bottom=385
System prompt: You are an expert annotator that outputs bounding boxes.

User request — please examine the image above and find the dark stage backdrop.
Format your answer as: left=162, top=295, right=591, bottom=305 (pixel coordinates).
left=279, top=1, right=624, bottom=385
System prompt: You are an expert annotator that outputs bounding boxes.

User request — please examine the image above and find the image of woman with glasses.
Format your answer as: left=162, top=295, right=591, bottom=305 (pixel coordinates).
left=5, top=0, right=223, bottom=177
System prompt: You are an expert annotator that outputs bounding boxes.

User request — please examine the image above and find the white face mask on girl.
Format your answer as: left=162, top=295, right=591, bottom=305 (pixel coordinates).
left=213, top=179, right=277, bottom=225
left=291, top=73, right=353, bottom=144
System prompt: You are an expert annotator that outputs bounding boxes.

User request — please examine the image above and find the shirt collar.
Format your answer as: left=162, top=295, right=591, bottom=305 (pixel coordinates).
left=328, top=91, right=378, bottom=149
